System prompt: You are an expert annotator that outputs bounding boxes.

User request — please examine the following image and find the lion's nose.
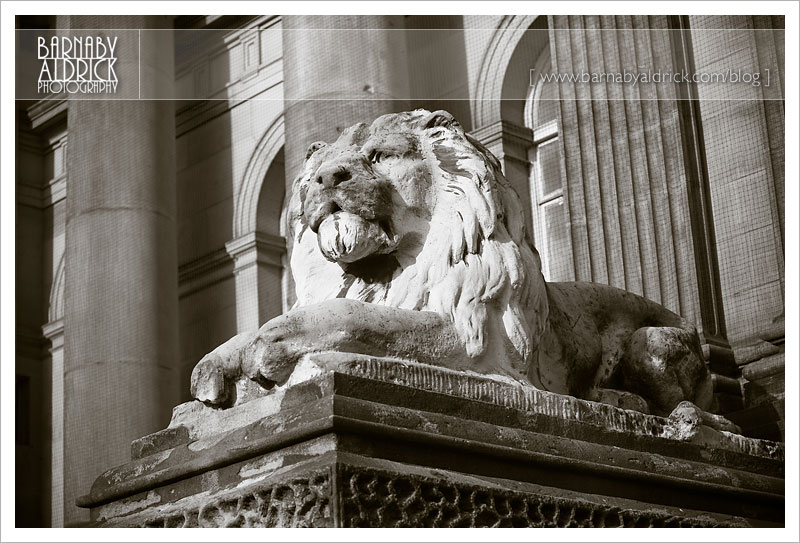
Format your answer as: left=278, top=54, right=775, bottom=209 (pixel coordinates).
left=314, top=152, right=371, bottom=189
left=316, top=163, right=353, bottom=188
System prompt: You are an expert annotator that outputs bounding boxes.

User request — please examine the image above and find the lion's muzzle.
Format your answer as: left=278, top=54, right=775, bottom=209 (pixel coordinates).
left=317, top=211, right=394, bottom=263
left=304, top=152, right=392, bottom=232
left=303, top=151, right=396, bottom=263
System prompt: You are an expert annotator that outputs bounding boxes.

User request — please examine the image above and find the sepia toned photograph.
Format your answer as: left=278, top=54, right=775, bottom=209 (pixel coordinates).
left=5, top=1, right=795, bottom=538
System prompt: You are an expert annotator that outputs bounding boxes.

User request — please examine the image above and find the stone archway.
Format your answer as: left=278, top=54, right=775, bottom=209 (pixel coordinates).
left=472, top=15, right=538, bottom=129
left=233, top=116, right=285, bottom=239
left=471, top=15, right=549, bottom=241
left=227, top=116, right=288, bottom=333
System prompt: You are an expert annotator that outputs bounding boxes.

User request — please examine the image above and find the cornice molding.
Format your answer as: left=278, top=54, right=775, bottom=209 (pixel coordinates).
left=225, top=232, right=286, bottom=271
left=470, top=120, right=533, bottom=165
left=27, top=97, right=68, bottom=131
left=178, top=248, right=234, bottom=299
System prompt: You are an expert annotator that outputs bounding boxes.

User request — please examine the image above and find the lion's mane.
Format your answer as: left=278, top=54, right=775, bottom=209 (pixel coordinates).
left=286, top=110, right=549, bottom=377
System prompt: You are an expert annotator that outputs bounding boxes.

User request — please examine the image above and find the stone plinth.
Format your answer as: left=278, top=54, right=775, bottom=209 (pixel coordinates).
left=77, top=354, right=784, bottom=528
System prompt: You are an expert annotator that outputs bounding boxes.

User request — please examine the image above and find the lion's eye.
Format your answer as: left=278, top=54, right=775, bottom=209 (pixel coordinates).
left=368, top=149, right=396, bottom=164
left=306, top=141, right=327, bottom=160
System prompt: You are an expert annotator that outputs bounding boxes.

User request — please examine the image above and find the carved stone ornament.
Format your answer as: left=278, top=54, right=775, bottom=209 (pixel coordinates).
left=190, top=109, right=733, bottom=426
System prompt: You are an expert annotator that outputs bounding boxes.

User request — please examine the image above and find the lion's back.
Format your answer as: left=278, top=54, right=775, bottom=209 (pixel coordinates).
left=546, top=281, right=689, bottom=331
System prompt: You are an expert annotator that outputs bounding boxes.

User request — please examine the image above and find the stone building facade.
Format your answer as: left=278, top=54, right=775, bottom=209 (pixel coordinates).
left=15, top=14, right=784, bottom=527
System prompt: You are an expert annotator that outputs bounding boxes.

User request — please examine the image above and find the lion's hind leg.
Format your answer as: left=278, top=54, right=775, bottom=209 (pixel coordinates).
left=588, top=336, right=651, bottom=413
left=619, top=326, right=713, bottom=417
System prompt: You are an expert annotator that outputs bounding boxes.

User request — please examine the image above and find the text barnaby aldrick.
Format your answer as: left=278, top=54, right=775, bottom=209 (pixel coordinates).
left=37, top=36, right=119, bottom=94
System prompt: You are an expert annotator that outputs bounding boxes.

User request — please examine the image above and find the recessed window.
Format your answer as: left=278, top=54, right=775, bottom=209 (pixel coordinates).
left=525, top=50, right=572, bottom=282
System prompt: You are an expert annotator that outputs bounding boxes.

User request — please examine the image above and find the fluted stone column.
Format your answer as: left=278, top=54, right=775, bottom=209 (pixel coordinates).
left=687, top=15, right=784, bottom=346
left=282, top=16, right=410, bottom=191
left=63, top=15, right=178, bottom=525
left=548, top=15, right=734, bottom=373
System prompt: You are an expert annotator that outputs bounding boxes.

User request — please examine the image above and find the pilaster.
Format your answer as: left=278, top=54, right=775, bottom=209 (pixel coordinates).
left=225, top=232, right=286, bottom=333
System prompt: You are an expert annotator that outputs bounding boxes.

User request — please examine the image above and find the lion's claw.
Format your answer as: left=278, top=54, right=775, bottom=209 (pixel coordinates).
left=669, top=401, right=742, bottom=434
left=190, top=355, right=230, bottom=406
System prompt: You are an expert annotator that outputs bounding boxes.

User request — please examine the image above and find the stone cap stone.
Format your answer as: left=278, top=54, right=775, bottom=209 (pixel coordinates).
left=168, top=352, right=782, bottom=460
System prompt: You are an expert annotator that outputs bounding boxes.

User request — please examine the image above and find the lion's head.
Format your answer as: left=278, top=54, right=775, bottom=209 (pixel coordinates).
left=286, top=109, right=549, bottom=377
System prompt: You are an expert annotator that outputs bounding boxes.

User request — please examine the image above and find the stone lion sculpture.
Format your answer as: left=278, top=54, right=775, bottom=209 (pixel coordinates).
left=191, top=109, right=722, bottom=420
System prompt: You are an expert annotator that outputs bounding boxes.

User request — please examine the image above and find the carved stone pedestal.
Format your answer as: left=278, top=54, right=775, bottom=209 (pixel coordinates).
left=78, top=354, right=784, bottom=528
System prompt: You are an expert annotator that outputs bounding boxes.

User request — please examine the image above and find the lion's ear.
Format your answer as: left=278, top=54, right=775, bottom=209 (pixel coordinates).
left=424, top=110, right=460, bottom=130
left=305, top=141, right=328, bottom=160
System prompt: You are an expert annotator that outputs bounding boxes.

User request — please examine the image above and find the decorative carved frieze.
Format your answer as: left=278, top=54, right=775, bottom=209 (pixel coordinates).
left=339, top=466, right=740, bottom=528
left=113, top=472, right=333, bottom=528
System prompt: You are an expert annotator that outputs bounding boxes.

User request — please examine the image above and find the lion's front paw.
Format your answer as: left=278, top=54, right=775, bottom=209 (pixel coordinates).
left=240, top=320, right=301, bottom=390
left=189, top=332, right=253, bottom=407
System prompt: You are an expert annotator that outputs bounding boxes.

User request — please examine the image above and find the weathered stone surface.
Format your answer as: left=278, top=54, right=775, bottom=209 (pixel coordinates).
left=79, top=357, right=784, bottom=527
left=131, top=426, right=189, bottom=461
left=184, top=354, right=782, bottom=461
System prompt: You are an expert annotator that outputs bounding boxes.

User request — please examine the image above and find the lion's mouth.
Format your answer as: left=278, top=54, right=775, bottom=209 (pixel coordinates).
left=308, top=200, right=341, bottom=233
left=316, top=211, right=396, bottom=264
